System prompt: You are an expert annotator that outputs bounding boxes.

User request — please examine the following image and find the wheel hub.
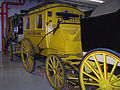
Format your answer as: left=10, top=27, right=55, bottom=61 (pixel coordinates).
left=99, top=79, right=111, bottom=89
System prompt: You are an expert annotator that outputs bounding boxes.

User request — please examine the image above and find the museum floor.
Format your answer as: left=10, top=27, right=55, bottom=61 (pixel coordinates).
left=0, top=53, right=82, bottom=90
left=0, top=53, right=53, bottom=90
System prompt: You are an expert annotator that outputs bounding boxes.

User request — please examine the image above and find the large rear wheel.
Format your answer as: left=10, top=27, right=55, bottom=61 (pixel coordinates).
left=79, top=48, right=120, bottom=90
left=21, top=38, right=35, bottom=73
left=46, top=54, right=67, bottom=90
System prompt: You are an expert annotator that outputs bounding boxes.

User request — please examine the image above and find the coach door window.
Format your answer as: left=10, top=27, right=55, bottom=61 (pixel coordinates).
left=37, top=14, right=42, bottom=29
left=26, top=17, right=30, bottom=29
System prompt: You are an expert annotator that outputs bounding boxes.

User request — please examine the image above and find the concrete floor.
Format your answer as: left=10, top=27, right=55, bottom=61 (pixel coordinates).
left=0, top=53, right=53, bottom=90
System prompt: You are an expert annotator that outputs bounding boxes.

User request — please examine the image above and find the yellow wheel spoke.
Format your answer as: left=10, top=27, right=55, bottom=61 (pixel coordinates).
left=93, top=54, right=104, bottom=78
left=24, top=54, right=29, bottom=62
left=57, top=76, right=61, bottom=87
left=84, top=82, right=99, bottom=86
left=28, top=57, right=33, bottom=67
left=108, top=61, right=119, bottom=81
left=58, top=74, right=63, bottom=82
left=24, top=56, right=29, bottom=63
left=52, top=74, right=55, bottom=82
left=26, top=61, right=31, bottom=70
left=57, top=74, right=63, bottom=84
left=48, top=63, right=54, bottom=70
left=23, top=43, right=28, bottom=50
left=25, top=54, right=33, bottom=71
left=111, top=85, right=120, bottom=89
left=49, top=57, right=54, bottom=67
left=83, top=71, right=99, bottom=82
left=86, top=61, right=101, bottom=79
left=110, top=77, right=120, bottom=84
left=55, top=76, right=57, bottom=87
left=53, top=57, right=56, bottom=68
left=103, top=54, right=107, bottom=80
left=48, top=68, right=53, bottom=71
left=22, top=45, right=26, bottom=50
left=57, top=72, right=63, bottom=77
left=56, top=60, right=59, bottom=70
left=57, top=67, right=63, bottom=72
left=27, top=59, right=32, bottom=70
left=22, top=51, right=27, bottom=54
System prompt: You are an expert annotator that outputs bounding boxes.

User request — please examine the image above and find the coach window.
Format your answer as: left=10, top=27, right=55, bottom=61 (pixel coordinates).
left=48, top=11, right=52, bottom=17
left=26, top=17, right=30, bottom=29
left=37, top=14, right=42, bottom=29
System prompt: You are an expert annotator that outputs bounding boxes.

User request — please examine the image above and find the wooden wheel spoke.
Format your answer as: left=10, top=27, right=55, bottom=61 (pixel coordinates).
left=29, top=54, right=34, bottom=61
left=25, top=54, right=30, bottom=62
left=25, top=54, right=33, bottom=70
left=49, top=57, right=54, bottom=67
left=53, top=57, right=56, bottom=68
left=48, top=68, right=53, bottom=71
left=48, top=63, right=54, bottom=70
left=26, top=61, right=31, bottom=70
left=23, top=43, right=27, bottom=50
left=22, top=46, right=29, bottom=53
left=57, top=66, right=63, bottom=72
left=52, top=74, right=55, bottom=82
left=111, top=85, right=120, bottom=89
left=110, top=77, right=120, bottom=84
left=83, top=71, right=99, bottom=82
left=27, top=60, right=32, bottom=70
left=25, top=58, right=28, bottom=63
left=24, top=54, right=29, bottom=63
left=57, top=76, right=61, bottom=87
left=22, top=44, right=26, bottom=50
left=85, top=61, right=101, bottom=79
left=93, top=54, right=104, bottom=78
left=57, top=74, right=63, bottom=84
left=108, top=60, right=119, bottom=81
left=28, top=57, right=33, bottom=67
left=22, top=51, right=26, bottom=54
left=103, top=54, right=107, bottom=79
left=55, top=76, right=57, bottom=87
left=84, top=82, right=99, bottom=86
left=57, top=70, right=63, bottom=77
left=57, top=72, right=64, bottom=80
left=56, top=61, right=59, bottom=70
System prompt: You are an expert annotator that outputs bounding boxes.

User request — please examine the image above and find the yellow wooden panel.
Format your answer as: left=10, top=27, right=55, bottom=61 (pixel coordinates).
left=23, top=3, right=84, bottom=56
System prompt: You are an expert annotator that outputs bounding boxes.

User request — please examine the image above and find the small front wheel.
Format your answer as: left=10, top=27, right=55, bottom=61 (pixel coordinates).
left=46, top=54, right=67, bottom=90
left=21, top=38, right=35, bottom=73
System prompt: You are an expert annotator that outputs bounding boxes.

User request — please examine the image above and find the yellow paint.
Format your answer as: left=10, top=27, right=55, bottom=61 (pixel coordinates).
left=23, top=3, right=84, bottom=57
